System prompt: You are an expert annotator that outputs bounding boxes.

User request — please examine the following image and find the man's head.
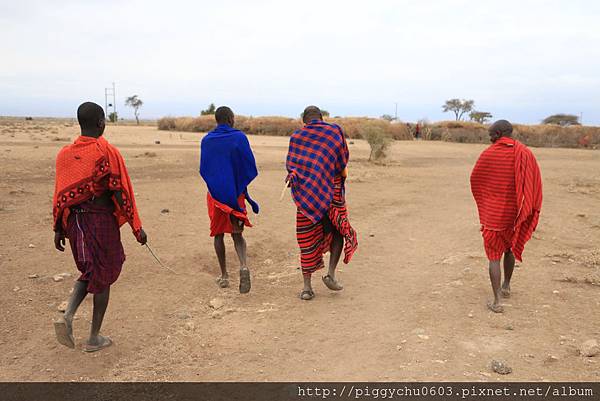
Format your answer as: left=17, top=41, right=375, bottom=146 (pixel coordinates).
left=77, top=102, right=105, bottom=137
left=215, top=106, right=234, bottom=127
left=488, top=119, right=513, bottom=143
left=302, top=105, right=323, bottom=124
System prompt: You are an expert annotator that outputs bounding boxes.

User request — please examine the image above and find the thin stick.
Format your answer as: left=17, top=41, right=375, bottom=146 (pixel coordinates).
left=145, top=243, right=178, bottom=274
left=279, top=180, right=290, bottom=201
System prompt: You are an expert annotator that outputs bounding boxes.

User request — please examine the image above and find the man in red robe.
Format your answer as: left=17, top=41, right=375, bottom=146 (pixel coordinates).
left=53, top=102, right=147, bottom=351
left=470, top=120, right=542, bottom=313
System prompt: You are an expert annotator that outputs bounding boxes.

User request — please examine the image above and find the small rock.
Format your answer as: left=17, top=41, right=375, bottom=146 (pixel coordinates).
left=412, top=328, right=425, bottom=335
left=505, top=325, right=514, bottom=331
left=468, top=312, right=474, bottom=318
left=263, top=259, right=273, bottom=265
left=544, top=355, right=559, bottom=363
left=161, top=208, right=170, bottom=214
left=209, top=298, right=225, bottom=310
left=396, top=345, right=402, bottom=351
left=552, top=290, right=560, bottom=294
left=28, top=244, right=36, bottom=248
left=580, top=339, right=600, bottom=357
left=57, top=301, right=68, bottom=312
left=491, top=359, right=512, bottom=375
left=551, top=257, right=561, bottom=263
left=52, top=275, right=64, bottom=282
left=417, top=334, right=430, bottom=340
left=211, top=311, right=224, bottom=319
left=13, top=286, right=20, bottom=292
left=577, top=213, right=586, bottom=218
left=184, top=322, right=195, bottom=331
left=28, top=274, right=39, bottom=279
left=58, top=272, right=72, bottom=278
left=369, top=233, right=375, bottom=237
left=154, top=140, right=161, bottom=144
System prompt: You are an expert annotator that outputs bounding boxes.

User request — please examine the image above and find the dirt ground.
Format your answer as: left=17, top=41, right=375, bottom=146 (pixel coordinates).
left=0, top=119, right=599, bottom=382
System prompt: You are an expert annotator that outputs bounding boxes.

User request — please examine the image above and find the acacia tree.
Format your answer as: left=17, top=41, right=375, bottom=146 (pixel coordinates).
left=442, top=99, right=475, bottom=121
left=542, top=114, right=580, bottom=126
left=469, top=111, right=493, bottom=124
left=125, top=95, right=143, bottom=125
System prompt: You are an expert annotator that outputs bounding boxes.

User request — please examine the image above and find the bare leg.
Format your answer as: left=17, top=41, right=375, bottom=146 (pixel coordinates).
left=64, top=280, right=88, bottom=323
left=328, top=231, right=343, bottom=279
left=300, top=274, right=315, bottom=300
left=231, top=233, right=247, bottom=269
left=54, top=280, right=88, bottom=348
left=87, top=287, right=110, bottom=347
left=232, top=233, right=251, bottom=293
left=487, top=260, right=504, bottom=313
left=213, top=234, right=227, bottom=282
left=501, top=250, right=515, bottom=297
left=323, top=231, right=344, bottom=291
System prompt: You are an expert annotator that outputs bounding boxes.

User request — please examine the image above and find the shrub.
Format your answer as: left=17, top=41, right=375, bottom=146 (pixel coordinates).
left=361, top=121, right=393, bottom=161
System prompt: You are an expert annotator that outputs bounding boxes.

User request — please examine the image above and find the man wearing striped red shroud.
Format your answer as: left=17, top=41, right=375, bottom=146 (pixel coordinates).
left=470, top=120, right=542, bottom=313
left=286, top=106, right=358, bottom=301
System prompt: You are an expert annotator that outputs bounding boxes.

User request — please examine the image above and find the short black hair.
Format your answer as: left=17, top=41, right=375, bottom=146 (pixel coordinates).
left=215, top=106, right=234, bottom=124
left=302, top=105, right=322, bottom=123
left=489, top=119, right=513, bottom=136
left=77, top=102, right=105, bottom=130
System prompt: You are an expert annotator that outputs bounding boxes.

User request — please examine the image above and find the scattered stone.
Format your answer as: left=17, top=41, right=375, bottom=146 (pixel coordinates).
left=161, top=208, right=170, bottom=214
left=544, top=355, right=559, bottom=363
left=28, top=274, right=38, bottom=279
left=58, top=272, right=72, bottom=278
left=396, top=345, right=402, bottom=351
left=28, top=244, right=36, bottom=248
left=13, top=286, right=20, bottom=292
left=468, top=313, right=474, bottom=318
left=52, top=275, right=64, bottom=282
left=209, top=298, right=225, bottom=310
left=211, top=311, right=224, bottom=319
left=551, top=257, right=561, bottom=263
left=491, top=359, right=512, bottom=375
left=552, top=290, right=560, bottom=295
left=412, top=328, right=425, bottom=335
left=176, top=311, right=192, bottom=320
left=417, top=334, right=430, bottom=340
left=57, top=301, right=68, bottom=312
left=184, top=321, right=195, bottom=331
left=154, top=140, right=161, bottom=144
left=369, top=233, right=375, bottom=237
left=577, top=213, right=587, bottom=218
left=579, top=339, right=600, bottom=357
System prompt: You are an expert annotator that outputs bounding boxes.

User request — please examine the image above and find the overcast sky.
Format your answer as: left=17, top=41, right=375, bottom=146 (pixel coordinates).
left=1, top=0, right=599, bottom=124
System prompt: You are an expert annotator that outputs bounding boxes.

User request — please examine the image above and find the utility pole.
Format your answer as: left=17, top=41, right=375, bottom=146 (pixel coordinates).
left=394, top=102, right=398, bottom=121
left=104, top=82, right=117, bottom=122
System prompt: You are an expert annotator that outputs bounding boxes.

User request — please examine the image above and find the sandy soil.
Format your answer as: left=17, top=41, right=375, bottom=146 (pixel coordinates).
left=0, top=119, right=599, bottom=382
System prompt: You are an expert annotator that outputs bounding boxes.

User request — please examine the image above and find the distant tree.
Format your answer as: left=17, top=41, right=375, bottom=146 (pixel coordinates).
left=469, top=111, right=493, bottom=124
left=125, top=95, right=143, bottom=125
left=321, top=110, right=330, bottom=117
left=108, top=112, right=118, bottom=123
left=380, top=114, right=394, bottom=122
left=542, top=114, right=580, bottom=126
left=201, top=103, right=216, bottom=116
left=442, top=99, right=475, bottom=121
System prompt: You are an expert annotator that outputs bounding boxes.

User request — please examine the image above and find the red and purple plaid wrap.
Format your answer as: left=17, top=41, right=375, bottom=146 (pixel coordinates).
left=286, top=120, right=349, bottom=224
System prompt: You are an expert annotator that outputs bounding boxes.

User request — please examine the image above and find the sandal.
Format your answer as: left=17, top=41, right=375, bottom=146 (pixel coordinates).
left=300, top=290, right=315, bottom=301
left=216, top=277, right=229, bottom=288
left=322, top=274, right=344, bottom=291
left=239, top=268, right=251, bottom=294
